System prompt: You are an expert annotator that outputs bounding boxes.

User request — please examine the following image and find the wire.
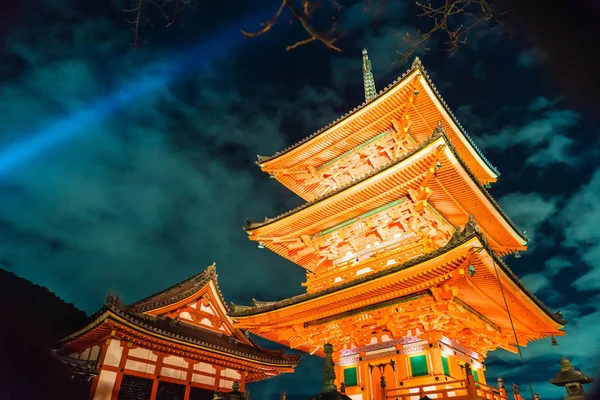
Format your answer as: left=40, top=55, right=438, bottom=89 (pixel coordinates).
left=490, top=258, right=536, bottom=400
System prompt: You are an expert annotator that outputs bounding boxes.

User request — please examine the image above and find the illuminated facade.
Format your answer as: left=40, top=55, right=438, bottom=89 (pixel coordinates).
left=56, top=264, right=299, bottom=400
left=231, top=54, right=565, bottom=400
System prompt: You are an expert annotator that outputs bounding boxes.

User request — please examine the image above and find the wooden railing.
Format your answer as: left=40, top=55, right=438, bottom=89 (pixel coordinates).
left=385, top=379, right=508, bottom=400
left=475, top=382, right=508, bottom=400
left=386, top=379, right=469, bottom=400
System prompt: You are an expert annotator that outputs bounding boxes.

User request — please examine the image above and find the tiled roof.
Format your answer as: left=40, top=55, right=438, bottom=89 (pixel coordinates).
left=232, top=219, right=563, bottom=326
left=70, top=303, right=300, bottom=365
left=246, top=125, right=527, bottom=245
left=246, top=130, right=443, bottom=231
left=257, top=57, right=499, bottom=177
left=128, top=263, right=230, bottom=313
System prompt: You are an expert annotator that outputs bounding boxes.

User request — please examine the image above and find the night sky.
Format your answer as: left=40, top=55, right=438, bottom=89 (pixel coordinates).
left=1, top=0, right=599, bottom=399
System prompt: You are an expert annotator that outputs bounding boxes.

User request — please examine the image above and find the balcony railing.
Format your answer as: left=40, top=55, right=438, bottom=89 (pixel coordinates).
left=384, top=378, right=509, bottom=400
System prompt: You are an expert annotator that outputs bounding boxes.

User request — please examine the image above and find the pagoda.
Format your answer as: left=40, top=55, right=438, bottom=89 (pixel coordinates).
left=230, top=52, right=566, bottom=400
left=56, top=263, right=299, bottom=400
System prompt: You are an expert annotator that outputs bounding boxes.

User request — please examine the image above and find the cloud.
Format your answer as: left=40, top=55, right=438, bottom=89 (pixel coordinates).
left=498, top=192, right=559, bottom=247
left=544, top=256, right=573, bottom=275
left=472, top=61, right=487, bottom=80
left=518, top=47, right=549, bottom=68
left=330, top=1, right=415, bottom=90
left=528, top=97, right=557, bottom=112
left=0, top=8, right=356, bottom=315
left=479, top=106, right=580, bottom=167
left=560, top=170, right=600, bottom=291
left=520, top=274, right=551, bottom=293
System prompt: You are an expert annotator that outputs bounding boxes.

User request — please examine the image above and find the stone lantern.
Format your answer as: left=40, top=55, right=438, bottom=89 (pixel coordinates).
left=308, top=343, right=352, bottom=400
left=549, top=358, right=594, bottom=400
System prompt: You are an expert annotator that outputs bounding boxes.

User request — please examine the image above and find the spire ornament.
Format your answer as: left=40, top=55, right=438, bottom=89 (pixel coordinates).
left=362, top=49, right=377, bottom=103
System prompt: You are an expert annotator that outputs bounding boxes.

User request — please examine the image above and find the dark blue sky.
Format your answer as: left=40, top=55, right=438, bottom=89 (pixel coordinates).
left=1, top=1, right=599, bottom=399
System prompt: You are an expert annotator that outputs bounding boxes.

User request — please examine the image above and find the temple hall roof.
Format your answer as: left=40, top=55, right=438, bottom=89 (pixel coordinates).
left=60, top=264, right=300, bottom=368
left=128, top=262, right=229, bottom=313
left=62, top=301, right=300, bottom=366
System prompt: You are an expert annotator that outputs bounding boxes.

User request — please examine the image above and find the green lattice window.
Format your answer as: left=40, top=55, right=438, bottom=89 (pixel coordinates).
left=442, top=356, right=450, bottom=376
left=473, top=370, right=480, bottom=382
left=410, top=355, right=429, bottom=377
left=344, top=367, right=358, bottom=387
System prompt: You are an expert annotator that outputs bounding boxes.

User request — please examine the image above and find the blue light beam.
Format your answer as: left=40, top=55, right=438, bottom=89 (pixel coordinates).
left=0, top=12, right=265, bottom=175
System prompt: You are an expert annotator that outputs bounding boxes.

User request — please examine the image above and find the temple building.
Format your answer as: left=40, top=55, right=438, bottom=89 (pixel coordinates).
left=231, top=53, right=566, bottom=400
left=55, top=263, right=299, bottom=400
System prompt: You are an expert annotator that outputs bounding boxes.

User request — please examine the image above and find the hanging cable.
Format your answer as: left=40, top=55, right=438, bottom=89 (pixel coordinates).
left=490, top=257, right=536, bottom=400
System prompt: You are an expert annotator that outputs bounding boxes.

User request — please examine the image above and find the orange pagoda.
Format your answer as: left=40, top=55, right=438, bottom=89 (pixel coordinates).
left=230, top=53, right=566, bottom=400
left=55, top=263, right=299, bottom=400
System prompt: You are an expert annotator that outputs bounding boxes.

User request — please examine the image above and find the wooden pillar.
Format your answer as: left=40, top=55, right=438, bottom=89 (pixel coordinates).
left=465, top=363, right=478, bottom=399
left=512, top=384, right=524, bottom=400
left=184, top=359, right=195, bottom=400
left=214, top=366, right=223, bottom=391
left=395, top=350, right=408, bottom=381
left=89, top=342, right=109, bottom=400
left=240, top=371, right=247, bottom=392
left=150, top=354, right=164, bottom=400
left=110, top=344, right=130, bottom=400
left=498, top=377, right=507, bottom=399
left=429, top=344, right=444, bottom=376
left=359, top=352, right=371, bottom=400
left=281, top=390, right=287, bottom=400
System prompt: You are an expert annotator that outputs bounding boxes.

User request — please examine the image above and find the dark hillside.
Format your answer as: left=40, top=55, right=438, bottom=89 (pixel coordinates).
left=0, top=268, right=91, bottom=399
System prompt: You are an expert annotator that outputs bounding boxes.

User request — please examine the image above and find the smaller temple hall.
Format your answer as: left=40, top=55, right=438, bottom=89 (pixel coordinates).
left=55, top=263, right=299, bottom=400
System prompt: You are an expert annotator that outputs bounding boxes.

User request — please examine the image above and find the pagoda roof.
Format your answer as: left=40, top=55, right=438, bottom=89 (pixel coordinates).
left=128, top=262, right=229, bottom=314
left=246, top=128, right=527, bottom=256
left=230, top=220, right=566, bottom=325
left=257, top=57, right=498, bottom=184
left=230, top=220, right=566, bottom=353
left=61, top=302, right=300, bottom=368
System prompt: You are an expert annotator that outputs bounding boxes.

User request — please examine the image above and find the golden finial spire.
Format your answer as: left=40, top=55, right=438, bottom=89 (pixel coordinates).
left=362, top=49, right=377, bottom=102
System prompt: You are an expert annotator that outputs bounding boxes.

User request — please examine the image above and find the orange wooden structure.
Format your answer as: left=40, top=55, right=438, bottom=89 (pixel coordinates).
left=56, top=263, right=299, bottom=400
left=233, top=55, right=565, bottom=400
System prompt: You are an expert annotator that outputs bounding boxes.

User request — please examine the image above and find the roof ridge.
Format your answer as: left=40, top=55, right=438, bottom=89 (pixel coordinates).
left=127, top=262, right=226, bottom=313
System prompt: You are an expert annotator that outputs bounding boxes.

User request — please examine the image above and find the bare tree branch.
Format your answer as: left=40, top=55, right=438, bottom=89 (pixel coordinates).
left=398, top=0, right=508, bottom=61
left=242, top=0, right=509, bottom=61
left=124, top=0, right=194, bottom=45
left=241, top=0, right=343, bottom=52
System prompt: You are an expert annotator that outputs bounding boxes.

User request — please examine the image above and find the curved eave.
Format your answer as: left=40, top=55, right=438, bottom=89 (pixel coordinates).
left=258, top=59, right=498, bottom=181
left=61, top=309, right=300, bottom=368
left=129, top=263, right=231, bottom=314
left=247, top=132, right=526, bottom=250
left=416, top=72, right=498, bottom=180
left=233, top=227, right=563, bottom=331
left=438, top=140, right=527, bottom=247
